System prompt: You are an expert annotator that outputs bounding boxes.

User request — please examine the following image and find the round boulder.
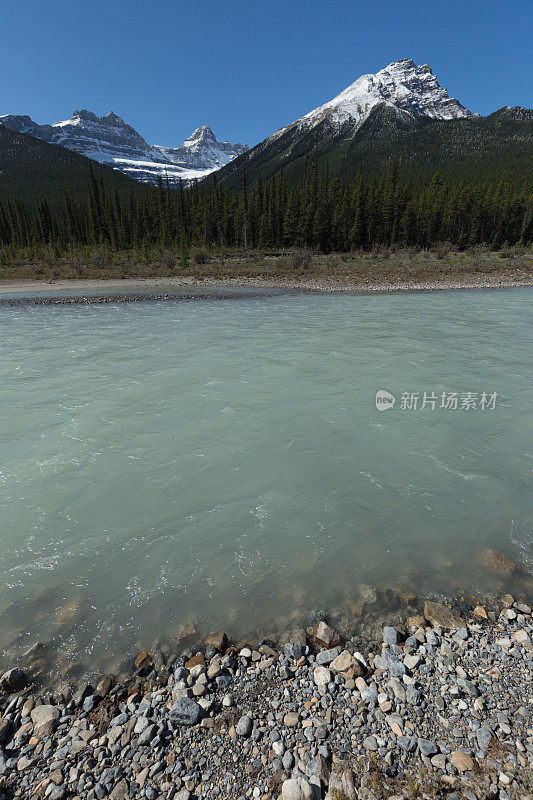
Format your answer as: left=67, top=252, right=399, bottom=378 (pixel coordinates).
left=170, top=697, right=203, bottom=726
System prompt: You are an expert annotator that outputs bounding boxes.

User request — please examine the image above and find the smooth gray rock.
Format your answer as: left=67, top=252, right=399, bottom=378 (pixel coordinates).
left=418, top=737, right=439, bottom=757
left=315, top=648, right=340, bottom=666
left=236, top=715, right=252, bottom=737
left=397, top=735, right=416, bottom=752
left=137, top=723, right=157, bottom=745
left=31, top=704, right=60, bottom=728
left=281, top=776, right=313, bottom=800
left=170, top=698, right=203, bottom=726
left=363, top=735, right=378, bottom=751
left=406, top=686, right=421, bottom=705
left=457, top=678, right=479, bottom=697
left=82, top=694, right=98, bottom=713
left=282, top=750, right=295, bottom=771
left=361, top=686, right=378, bottom=705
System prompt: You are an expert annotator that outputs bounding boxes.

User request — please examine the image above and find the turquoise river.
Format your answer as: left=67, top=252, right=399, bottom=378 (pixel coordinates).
left=0, top=285, right=531, bottom=679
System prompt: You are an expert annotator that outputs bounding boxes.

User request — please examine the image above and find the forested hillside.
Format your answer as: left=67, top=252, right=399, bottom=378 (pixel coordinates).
left=1, top=160, right=531, bottom=255
left=210, top=107, right=533, bottom=191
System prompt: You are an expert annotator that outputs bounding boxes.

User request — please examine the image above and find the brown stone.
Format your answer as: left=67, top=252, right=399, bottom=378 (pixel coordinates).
left=440, top=775, right=457, bottom=787
left=1, top=668, right=27, bottom=692
left=205, top=631, right=228, bottom=651
left=109, top=778, right=129, bottom=800
left=31, top=705, right=60, bottom=732
left=474, top=605, right=488, bottom=620
left=185, top=653, right=206, bottom=670
left=258, top=644, right=277, bottom=658
left=390, top=721, right=403, bottom=736
left=478, top=549, right=517, bottom=577
left=34, top=720, right=55, bottom=739
left=315, top=753, right=330, bottom=784
left=330, top=650, right=353, bottom=673
left=450, top=750, right=474, bottom=772
left=283, top=712, right=299, bottom=727
left=359, top=584, right=377, bottom=603
left=406, top=615, right=425, bottom=629
left=134, top=651, right=151, bottom=669
left=396, top=586, right=418, bottom=606
left=96, top=676, right=113, bottom=697
left=49, top=770, right=63, bottom=785
left=308, top=621, right=342, bottom=649
left=424, top=600, right=464, bottom=631
left=351, top=658, right=365, bottom=678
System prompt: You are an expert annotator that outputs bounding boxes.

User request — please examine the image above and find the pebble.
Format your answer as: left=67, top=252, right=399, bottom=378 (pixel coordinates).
left=236, top=715, right=252, bottom=737
left=313, top=666, right=331, bottom=686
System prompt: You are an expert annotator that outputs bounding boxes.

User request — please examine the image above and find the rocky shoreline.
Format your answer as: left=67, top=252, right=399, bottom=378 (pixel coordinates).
left=0, top=273, right=532, bottom=299
left=0, top=289, right=306, bottom=306
left=1, top=581, right=531, bottom=800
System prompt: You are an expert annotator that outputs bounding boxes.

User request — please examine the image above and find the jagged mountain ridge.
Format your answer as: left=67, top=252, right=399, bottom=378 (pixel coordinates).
left=0, top=110, right=248, bottom=186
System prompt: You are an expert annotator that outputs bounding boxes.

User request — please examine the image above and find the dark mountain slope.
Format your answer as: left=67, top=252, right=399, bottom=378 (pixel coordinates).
left=0, top=126, right=150, bottom=204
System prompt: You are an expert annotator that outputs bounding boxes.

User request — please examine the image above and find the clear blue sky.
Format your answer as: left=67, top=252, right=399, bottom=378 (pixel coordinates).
left=3, top=0, right=532, bottom=148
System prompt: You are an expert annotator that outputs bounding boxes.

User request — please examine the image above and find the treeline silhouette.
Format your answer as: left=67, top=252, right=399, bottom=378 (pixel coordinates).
left=1, top=160, right=531, bottom=255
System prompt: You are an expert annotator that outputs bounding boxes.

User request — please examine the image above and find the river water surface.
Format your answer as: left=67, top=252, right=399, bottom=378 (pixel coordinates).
left=0, top=286, right=531, bottom=679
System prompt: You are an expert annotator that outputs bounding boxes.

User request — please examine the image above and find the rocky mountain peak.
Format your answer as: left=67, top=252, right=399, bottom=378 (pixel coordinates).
left=184, top=125, right=217, bottom=144
left=71, top=109, right=99, bottom=122
left=104, top=110, right=125, bottom=124
left=274, top=59, right=473, bottom=139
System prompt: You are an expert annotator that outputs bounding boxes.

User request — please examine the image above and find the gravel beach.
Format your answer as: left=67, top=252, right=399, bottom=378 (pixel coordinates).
left=0, top=273, right=532, bottom=297
left=1, top=583, right=531, bottom=800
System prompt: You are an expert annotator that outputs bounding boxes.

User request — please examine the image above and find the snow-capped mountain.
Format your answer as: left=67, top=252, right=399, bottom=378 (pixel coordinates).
left=0, top=110, right=248, bottom=185
left=211, top=58, right=482, bottom=190
left=273, top=58, right=472, bottom=140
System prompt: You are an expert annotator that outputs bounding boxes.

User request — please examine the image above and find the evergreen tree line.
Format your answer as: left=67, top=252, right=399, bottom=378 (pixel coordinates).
left=1, top=160, right=531, bottom=254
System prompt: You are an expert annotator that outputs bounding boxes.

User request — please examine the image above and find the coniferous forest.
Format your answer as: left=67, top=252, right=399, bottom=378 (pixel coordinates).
left=1, top=158, right=531, bottom=261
